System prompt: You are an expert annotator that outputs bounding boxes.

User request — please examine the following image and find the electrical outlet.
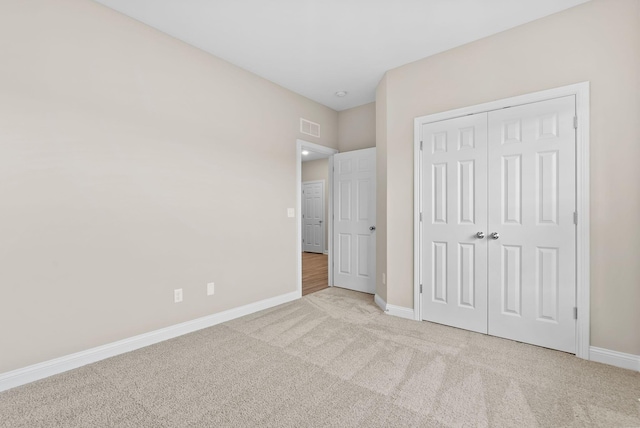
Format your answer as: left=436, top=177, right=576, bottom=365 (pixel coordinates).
left=382, top=273, right=386, bottom=285
left=174, top=288, right=183, bottom=303
left=207, top=282, right=215, bottom=296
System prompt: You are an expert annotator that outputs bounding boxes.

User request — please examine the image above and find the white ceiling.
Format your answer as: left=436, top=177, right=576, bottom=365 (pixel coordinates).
left=93, top=0, right=589, bottom=111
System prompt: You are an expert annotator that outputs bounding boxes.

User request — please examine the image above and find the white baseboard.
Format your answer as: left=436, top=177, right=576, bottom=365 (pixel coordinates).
left=374, top=294, right=414, bottom=320
left=590, top=346, right=640, bottom=372
left=323, top=250, right=329, bottom=255
left=386, top=304, right=415, bottom=320
left=5, top=291, right=635, bottom=393
left=0, top=290, right=300, bottom=392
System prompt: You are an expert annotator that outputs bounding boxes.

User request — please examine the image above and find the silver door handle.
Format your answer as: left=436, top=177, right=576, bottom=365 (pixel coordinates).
left=476, top=232, right=485, bottom=239
left=491, top=232, right=500, bottom=240
left=319, top=220, right=323, bottom=223
left=369, top=226, right=376, bottom=231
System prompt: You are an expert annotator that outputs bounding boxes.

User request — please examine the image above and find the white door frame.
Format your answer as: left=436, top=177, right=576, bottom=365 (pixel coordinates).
left=301, top=179, right=325, bottom=254
left=413, top=82, right=590, bottom=359
left=297, top=139, right=338, bottom=297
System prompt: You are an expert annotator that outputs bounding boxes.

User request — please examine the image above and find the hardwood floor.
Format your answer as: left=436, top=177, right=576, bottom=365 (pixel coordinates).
left=302, top=252, right=328, bottom=296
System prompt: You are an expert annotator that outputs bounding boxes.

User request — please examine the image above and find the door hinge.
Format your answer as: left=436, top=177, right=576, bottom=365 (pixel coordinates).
left=419, top=212, right=423, bottom=222
left=573, top=212, right=578, bottom=225
left=420, top=141, right=423, bottom=151
left=573, top=307, right=578, bottom=319
left=573, top=116, right=578, bottom=129
left=419, top=284, right=423, bottom=293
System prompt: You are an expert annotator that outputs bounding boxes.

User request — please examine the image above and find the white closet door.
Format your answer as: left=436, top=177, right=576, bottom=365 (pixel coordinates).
left=421, top=114, right=488, bottom=333
left=487, top=96, right=576, bottom=353
left=333, top=148, right=376, bottom=294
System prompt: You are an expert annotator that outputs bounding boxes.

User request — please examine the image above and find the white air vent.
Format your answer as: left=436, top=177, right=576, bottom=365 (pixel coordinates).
left=300, top=118, right=320, bottom=138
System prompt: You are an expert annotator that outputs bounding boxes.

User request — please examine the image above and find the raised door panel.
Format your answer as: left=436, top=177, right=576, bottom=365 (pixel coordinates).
left=502, top=155, right=522, bottom=225
left=458, top=243, right=475, bottom=308
left=501, top=245, right=522, bottom=316
left=339, top=181, right=351, bottom=221
left=536, top=151, right=559, bottom=225
left=338, top=233, right=351, bottom=274
left=536, top=247, right=559, bottom=322
left=312, top=224, right=322, bottom=247
left=458, top=160, right=475, bottom=225
left=357, top=235, right=370, bottom=278
left=432, top=163, right=448, bottom=224
left=432, top=242, right=448, bottom=303
left=357, top=178, right=371, bottom=222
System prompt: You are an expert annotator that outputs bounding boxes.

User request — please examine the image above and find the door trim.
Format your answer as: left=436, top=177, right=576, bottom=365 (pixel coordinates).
left=296, top=140, right=338, bottom=298
left=301, top=180, right=325, bottom=254
left=413, top=82, right=590, bottom=359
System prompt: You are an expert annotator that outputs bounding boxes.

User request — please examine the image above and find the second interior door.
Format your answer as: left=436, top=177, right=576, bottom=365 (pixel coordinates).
left=302, top=181, right=324, bottom=254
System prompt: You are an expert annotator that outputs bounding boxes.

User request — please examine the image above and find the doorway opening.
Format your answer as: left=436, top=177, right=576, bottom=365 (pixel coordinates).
left=296, top=140, right=337, bottom=297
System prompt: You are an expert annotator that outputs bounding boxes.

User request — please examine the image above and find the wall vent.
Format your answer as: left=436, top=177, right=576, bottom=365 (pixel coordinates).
left=300, top=118, right=320, bottom=138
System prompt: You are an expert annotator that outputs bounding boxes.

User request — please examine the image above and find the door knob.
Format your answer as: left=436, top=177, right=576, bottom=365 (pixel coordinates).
left=476, top=232, right=485, bottom=239
left=369, top=226, right=376, bottom=231
left=491, top=232, right=500, bottom=240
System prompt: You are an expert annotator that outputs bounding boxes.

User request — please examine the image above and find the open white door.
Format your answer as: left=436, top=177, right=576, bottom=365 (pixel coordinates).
left=302, top=180, right=324, bottom=254
left=333, top=148, right=376, bottom=294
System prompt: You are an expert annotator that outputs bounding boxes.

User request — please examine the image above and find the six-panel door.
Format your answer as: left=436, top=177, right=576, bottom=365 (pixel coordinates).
left=333, top=148, right=377, bottom=294
left=487, top=96, right=576, bottom=353
left=421, top=114, right=488, bottom=334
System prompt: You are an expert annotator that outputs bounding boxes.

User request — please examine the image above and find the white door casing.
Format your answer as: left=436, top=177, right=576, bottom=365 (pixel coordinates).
left=487, top=96, right=576, bottom=353
left=302, top=181, right=324, bottom=253
left=421, top=113, right=489, bottom=334
left=417, top=93, right=579, bottom=354
left=333, top=148, right=377, bottom=294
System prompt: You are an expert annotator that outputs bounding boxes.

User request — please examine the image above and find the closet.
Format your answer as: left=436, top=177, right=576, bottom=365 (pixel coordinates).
left=419, top=96, right=577, bottom=353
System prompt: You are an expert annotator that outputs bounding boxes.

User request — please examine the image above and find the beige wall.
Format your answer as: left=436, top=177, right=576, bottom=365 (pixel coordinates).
left=338, top=102, right=376, bottom=152
left=0, top=0, right=338, bottom=373
left=302, top=158, right=329, bottom=252
left=380, top=0, right=640, bottom=355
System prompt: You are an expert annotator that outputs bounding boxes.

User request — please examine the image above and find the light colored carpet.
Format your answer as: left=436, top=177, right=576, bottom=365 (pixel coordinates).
left=1, top=287, right=639, bottom=427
